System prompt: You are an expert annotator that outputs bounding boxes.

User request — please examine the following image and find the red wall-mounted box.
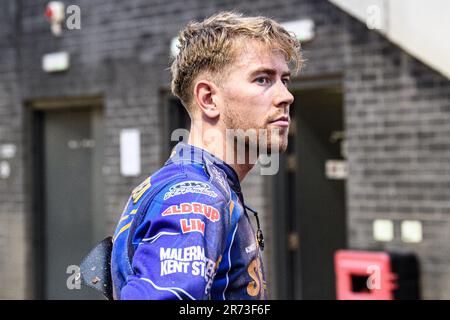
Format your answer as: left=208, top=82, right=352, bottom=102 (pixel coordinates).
left=334, top=250, right=419, bottom=300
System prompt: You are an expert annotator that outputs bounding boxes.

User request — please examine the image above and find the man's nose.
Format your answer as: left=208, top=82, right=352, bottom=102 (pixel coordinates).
left=274, top=80, right=294, bottom=107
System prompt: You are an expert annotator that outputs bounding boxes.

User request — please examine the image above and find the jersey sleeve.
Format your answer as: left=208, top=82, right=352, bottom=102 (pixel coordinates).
left=119, top=179, right=231, bottom=300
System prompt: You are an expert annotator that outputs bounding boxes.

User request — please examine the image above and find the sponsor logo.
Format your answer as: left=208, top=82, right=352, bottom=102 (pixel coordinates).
left=162, top=202, right=220, bottom=222
left=209, top=165, right=225, bottom=186
left=163, top=181, right=217, bottom=200
left=159, top=246, right=218, bottom=290
left=247, top=258, right=265, bottom=297
left=160, top=245, right=206, bottom=262
left=208, top=165, right=230, bottom=196
left=180, top=218, right=205, bottom=235
left=132, top=177, right=151, bottom=203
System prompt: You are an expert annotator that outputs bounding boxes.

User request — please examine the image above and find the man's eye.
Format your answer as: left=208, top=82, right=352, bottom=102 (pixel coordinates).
left=255, top=77, right=270, bottom=85
left=282, top=78, right=291, bottom=86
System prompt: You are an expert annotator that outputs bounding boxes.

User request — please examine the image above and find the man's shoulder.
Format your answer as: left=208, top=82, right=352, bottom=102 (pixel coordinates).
left=153, top=162, right=232, bottom=205
left=130, top=161, right=231, bottom=208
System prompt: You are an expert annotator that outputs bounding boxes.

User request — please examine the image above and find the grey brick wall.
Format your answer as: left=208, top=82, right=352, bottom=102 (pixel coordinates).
left=0, top=1, right=27, bottom=299
left=0, top=0, right=449, bottom=299
left=340, top=12, right=450, bottom=300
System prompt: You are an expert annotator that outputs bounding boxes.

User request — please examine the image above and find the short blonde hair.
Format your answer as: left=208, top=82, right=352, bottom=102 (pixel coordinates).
left=170, top=11, right=302, bottom=112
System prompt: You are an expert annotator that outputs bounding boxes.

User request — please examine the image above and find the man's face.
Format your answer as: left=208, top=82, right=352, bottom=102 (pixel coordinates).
left=216, top=40, right=294, bottom=154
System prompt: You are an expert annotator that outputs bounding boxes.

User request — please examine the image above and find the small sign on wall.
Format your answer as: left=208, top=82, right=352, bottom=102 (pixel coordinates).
left=401, top=220, right=423, bottom=243
left=0, top=144, right=16, bottom=159
left=373, top=219, right=394, bottom=242
left=42, top=52, right=70, bottom=73
left=281, top=19, right=315, bottom=42
left=0, top=161, right=10, bottom=179
left=0, top=144, right=15, bottom=180
left=325, top=160, right=348, bottom=179
left=120, top=129, right=141, bottom=177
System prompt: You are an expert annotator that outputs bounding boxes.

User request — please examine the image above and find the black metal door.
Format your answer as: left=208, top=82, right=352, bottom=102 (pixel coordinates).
left=42, top=108, right=103, bottom=299
left=275, top=85, right=347, bottom=299
left=294, top=88, right=347, bottom=299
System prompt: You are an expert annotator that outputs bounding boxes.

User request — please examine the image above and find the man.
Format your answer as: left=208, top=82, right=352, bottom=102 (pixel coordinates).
left=111, top=11, right=302, bottom=300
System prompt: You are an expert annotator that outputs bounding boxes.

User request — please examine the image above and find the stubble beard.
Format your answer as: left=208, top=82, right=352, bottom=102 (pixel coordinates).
left=223, top=106, right=289, bottom=160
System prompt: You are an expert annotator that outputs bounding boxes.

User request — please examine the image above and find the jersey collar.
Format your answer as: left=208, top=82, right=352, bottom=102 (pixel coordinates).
left=168, top=142, right=242, bottom=194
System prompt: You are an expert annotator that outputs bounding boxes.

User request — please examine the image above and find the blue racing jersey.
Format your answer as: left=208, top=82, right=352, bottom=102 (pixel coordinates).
left=111, top=142, right=267, bottom=300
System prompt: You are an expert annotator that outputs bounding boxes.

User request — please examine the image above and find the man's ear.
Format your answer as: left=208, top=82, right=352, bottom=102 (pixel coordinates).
left=193, top=80, right=220, bottom=119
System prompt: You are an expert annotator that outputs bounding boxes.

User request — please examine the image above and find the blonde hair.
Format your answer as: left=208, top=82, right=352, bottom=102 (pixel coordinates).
left=170, top=11, right=302, bottom=112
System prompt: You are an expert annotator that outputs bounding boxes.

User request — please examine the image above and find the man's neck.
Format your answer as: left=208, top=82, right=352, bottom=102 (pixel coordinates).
left=187, top=124, right=254, bottom=182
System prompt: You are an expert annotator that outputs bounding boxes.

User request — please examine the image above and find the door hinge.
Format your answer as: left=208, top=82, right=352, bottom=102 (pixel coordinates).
left=288, top=232, right=300, bottom=251
left=287, top=154, right=296, bottom=172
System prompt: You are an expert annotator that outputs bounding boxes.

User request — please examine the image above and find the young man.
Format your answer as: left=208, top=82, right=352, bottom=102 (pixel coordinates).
left=111, top=11, right=302, bottom=300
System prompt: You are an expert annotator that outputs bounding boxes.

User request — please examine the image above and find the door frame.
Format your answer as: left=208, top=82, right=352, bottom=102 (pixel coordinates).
left=159, top=89, right=191, bottom=164
left=25, top=95, right=104, bottom=299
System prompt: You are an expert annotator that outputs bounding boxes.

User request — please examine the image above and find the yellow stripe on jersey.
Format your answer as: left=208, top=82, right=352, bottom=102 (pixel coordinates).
left=132, top=177, right=151, bottom=203
left=229, top=201, right=235, bottom=219
left=113, top=222, right=132, bottom=243
left=118, top=209, right=138, bottom=223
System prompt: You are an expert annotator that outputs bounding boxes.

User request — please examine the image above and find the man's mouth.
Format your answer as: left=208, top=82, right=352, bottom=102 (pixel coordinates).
left=268, top=115, right=290, bottom=128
